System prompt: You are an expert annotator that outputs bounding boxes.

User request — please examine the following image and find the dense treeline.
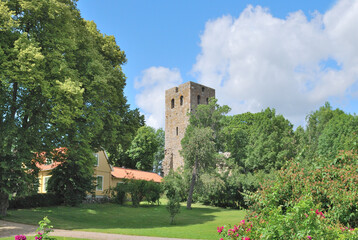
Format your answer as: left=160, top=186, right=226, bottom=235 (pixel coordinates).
left=164, top=100, right=358, bottom=210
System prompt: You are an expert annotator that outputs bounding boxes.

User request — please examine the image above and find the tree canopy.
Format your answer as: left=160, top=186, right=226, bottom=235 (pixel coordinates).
left=0, top=0, right=142, bottom=213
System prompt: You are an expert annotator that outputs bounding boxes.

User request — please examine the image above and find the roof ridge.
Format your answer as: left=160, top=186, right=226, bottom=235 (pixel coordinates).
left=112, top=167, right=160, bottom=175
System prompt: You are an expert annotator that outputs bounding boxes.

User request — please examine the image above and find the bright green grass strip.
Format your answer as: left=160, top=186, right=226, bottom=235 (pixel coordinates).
left=0, top=237, right=90, bottom=240
left=3, top=202, right=245, bottom=240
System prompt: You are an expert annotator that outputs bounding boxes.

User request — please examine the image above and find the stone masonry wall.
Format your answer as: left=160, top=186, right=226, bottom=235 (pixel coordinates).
left=163, top=82, right=215, bottom=176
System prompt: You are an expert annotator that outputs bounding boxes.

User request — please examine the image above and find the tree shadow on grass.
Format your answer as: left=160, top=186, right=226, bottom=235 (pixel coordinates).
left=4, top=202, right=234, bottom=230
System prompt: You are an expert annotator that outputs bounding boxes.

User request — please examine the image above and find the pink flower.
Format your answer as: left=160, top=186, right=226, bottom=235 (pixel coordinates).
left=307, top=236, right=312, bottom=240
left=247, top=228, right=251, bottom=232
left=240, top=219, right=245, bottom=224
left=217, top=226, right=224, bottom=233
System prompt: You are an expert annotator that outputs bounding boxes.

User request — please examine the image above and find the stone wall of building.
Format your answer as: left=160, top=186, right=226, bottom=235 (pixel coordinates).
left=163, top=81, right=215, bottom=176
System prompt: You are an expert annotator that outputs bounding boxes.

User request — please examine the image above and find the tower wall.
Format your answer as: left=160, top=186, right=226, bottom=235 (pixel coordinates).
left=163, top=82, right=215, bottom=176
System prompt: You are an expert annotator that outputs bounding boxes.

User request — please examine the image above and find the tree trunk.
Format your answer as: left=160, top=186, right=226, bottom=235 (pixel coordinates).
left=187, top=158, right=198, bottom=210
left=0, top=191, right=9, bottom=217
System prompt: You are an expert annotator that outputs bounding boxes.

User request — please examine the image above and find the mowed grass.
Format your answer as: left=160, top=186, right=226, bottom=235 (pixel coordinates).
left=3, top=201, right=245, bottom=240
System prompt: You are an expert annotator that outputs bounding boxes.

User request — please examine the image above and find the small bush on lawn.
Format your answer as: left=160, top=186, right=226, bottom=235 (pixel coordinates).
left=9, top=193, right=63, bottom=209
left=15, top=216, right=55, bottom=240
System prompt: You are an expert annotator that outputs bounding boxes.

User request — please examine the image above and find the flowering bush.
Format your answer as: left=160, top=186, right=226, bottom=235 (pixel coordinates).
left=35, top=216, right=55, bottom=240
left=217, top=199, right=357, bottom=239
left=14, top=216, right=55, bottom=240
left=217, top=151, right=358, bottom=239
left=246, top=150, right=358, bottom=228
left=14, top=235, right=26, bottom=240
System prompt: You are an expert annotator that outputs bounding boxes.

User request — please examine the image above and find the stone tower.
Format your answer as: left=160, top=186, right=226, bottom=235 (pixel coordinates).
left=162, top=81, right=215, bottom=176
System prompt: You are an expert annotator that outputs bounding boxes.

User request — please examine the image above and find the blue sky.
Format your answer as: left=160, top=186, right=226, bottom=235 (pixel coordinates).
left=77, top=0, right=358, bottom=128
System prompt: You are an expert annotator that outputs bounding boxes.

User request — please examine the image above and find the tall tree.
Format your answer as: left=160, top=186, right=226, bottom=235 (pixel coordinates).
left=222, top=108, right=295, bottom=173
left=0, top=0, right=138, bottom=213
left=181, top=126, right=216, bottom=209
left=245, top=108, right=295, bottom=172
left=127, top=126, right=159, bottom=171
left=181, top=98, right=230, bottom=209
left=304, top=102, right=344, bottom=160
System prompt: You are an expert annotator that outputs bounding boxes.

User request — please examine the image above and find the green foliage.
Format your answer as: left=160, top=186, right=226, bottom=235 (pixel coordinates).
left=317, top=113, right=358, bottom=159
left=47, top=149, right=95, bottom=206
left=162, top=169, right=189, bottom=202
left=223, top=108, right=295, bottom=173
left=110, top=184, right=127, bottom=205
left=166, top=193, right=181, bottom=225
left=218, top=198, right=357, bottom=240
left=36, top=216, right=55, bottom=240
left=181, top=127, right=216, bottom=172
left=188, top=98, right=230, bottom=151
left=8, top=193, right=62, bottom=209
left=153, top=128, right=165, bottom=174
left=127, top=126, right=159, bottom=171
left=0, top=0, right=141, bottom=215
left=303, top=102, right=345, bottom=160
left=110, top=179, right=162, bottom=207
left=246, top=150, right=358, bottom=228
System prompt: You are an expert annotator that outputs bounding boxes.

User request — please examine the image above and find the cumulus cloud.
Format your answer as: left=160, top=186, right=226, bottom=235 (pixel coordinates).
left=135, top=66, right=183, bottom=129
left=193, top=0, right=358, bottom=127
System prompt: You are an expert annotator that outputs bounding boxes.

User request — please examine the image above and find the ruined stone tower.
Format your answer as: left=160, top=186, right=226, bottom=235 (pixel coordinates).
left=162, top=81, right=215, bottom=176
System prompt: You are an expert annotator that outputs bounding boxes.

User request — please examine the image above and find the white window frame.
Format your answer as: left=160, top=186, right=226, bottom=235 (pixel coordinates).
left=43, top=176, right=51, bottom=193
left=93, top=153, right=99, bottom=166
left=96, top=175, right=104, bottom=191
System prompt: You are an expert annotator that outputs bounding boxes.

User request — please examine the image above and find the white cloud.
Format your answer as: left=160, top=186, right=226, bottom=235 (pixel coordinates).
left=135, top=66, right=183, bottom=129
left=192, top=0, right=358, bottom=127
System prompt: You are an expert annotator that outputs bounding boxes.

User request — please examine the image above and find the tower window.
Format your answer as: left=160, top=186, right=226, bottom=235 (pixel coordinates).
left=175, top=87, right=178, bottom=93
left=176, top=127, right=178, bottom=136
left=171, top=98, right=175, bottom=109
left=197, top=95, right=201, bottom=104
left=202, top=87, right=205, bottom=92
left=180, top=96, right=183, bottom=105
left=206, top=98, right=209, bottom=104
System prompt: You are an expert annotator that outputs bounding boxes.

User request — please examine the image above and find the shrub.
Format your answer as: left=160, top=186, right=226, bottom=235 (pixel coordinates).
left=143, top=181, right=162, bottom=204
left=162, top=169, right=189, bottom=202
left=9, top=193, right=63, bottom=209
left=109, top=179, right=162, bottom=206
left=167, top=193, right=181, bottom=225
left=110, top=184, right=127, bottom=205
left=217, top=198, right=357, bottom=240
left=246, top=150, right=358, bottom=228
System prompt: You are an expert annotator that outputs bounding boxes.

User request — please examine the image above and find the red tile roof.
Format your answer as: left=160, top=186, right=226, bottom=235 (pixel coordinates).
left=36, top=161, right=62, bottom=171
left=111, top=167, right=162, bottom=183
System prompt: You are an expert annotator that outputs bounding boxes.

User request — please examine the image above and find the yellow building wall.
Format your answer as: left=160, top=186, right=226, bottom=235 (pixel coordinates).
left=93, top=151, right=112, bottom=196
left=38, top=151, right=114, bottom=196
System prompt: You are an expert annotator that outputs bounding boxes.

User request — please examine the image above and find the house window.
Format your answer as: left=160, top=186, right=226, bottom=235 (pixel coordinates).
left=197, top=95, right=201, bottom=104
left=93, top=153, right=99, bottom=166
left=43, top=176, right=51, bottom=193
left=180, top=96, right=183, bottom=105
left=171, top=98, right=175, bottom=109
left=96, top=176, right=103, bottom=191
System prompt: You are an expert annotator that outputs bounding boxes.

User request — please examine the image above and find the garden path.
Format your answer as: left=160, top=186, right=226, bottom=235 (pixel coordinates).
left=0, top=220, right=198, bottom=240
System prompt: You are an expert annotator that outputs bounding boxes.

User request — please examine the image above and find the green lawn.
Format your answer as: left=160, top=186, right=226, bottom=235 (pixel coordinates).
left=3, top=201, right=245, bottom=240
